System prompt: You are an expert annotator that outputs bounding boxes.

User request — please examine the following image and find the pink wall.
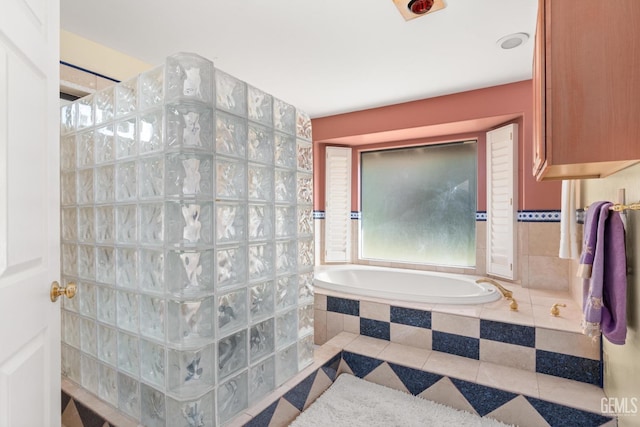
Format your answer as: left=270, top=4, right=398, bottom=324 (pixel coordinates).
left=312, top=80, right=560, bottom=212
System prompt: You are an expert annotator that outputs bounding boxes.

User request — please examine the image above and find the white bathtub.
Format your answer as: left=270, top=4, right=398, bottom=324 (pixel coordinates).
left=314, top=265, right=501, bottom=305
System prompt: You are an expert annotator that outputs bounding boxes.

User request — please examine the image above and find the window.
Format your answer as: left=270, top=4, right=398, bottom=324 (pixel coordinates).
left=360, top=141, right=477, bottom=266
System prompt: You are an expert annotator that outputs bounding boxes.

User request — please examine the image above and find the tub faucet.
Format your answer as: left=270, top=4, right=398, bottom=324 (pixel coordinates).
left=476, top=278, right=518, bottom=311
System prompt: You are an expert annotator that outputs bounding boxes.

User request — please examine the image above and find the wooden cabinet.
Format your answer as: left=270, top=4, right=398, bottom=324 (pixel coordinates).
left=533, top=0, right=640, bottom=181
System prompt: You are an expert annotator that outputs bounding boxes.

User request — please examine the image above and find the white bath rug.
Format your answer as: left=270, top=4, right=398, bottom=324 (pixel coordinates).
left=290, top=373, right=513, bottom=427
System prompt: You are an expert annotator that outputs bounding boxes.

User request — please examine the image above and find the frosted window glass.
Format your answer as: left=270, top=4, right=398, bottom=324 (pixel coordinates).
left=361, top=142, right=476, bottom=266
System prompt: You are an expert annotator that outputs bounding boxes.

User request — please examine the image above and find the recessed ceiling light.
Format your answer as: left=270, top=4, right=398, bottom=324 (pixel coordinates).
left=497, top=33, right=529, bottom=50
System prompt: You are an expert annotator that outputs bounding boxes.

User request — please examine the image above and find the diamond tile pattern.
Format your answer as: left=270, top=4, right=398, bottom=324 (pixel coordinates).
left=61, top=391, right=112, bottom=427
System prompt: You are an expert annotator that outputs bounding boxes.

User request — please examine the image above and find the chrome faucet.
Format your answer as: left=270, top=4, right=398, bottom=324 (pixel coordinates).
left=476, top=278, right=518, bottom=311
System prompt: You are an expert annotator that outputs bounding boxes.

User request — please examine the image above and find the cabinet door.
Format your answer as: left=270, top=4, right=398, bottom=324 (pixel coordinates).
left=532, top=0, right=546, bottom=176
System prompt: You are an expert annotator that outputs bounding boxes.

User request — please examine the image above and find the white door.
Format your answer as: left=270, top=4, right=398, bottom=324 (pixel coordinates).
left=0, top=0, right=61, bottom=426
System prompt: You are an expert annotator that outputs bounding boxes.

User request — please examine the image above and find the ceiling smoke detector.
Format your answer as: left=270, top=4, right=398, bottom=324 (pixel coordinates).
left=393, top=0, right=446, bottom=21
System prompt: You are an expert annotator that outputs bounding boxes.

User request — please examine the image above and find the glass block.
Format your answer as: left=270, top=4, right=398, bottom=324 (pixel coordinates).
left=61, top=244, right=77, bottom=276
left=249, top=243, right=274, bottom=282
left=116, top=247, right=137, bottom=289
left=77, top=207, right=94, bottom=243
left=296, top=109, right=312, bottom=141
left=276, top=275, right=297, bottom=312
left=275, top=169, right=295, bottom=203
left=298, top=304, right=314, bottom=338
left=248, top=164, right=274, bottom=202
left=115, top=77, right=137, bottom=118
left=139, top=65, right=164, bottom=111
left=299, top=238, right=314, bottom=271
left=249, top=357, right=275, bottom=405
left=165, top=201, right=214, bottom=246
left=167, top=297, right=215, bottom=347
left=63, top=311, right=80, bottom=348
left=77, top=130, right=94, bottom=169
left=95, top=206, right=115, bottom=243
left=167, top=344, right=215, bottom=397
left=165, top=103, right=214, bottom=151
left=248, top=204, right=273, bottom=241
left=165, top=153, right=214, bottom=199
left=97, top=286, right=116, bottom=326
left=250, top=318, right=274, bottom=363
left=77, top=244, right=95, bottom=280
left=116, top=204, right=137, bottom=244
left=297, top=173, right=313, bottom=204
left=94, top=86, right=115, bottom=125
left=275, top=206, right=296, bottom=239
left=141, top=383, right=166, bottom=427
left=116, top=290, right=139, bottom=334
left=248, top=123, right=274, bottom=164
left=116, top=119, right=137, bottom=159
left=118, top=372, right=141, bottom=419
left=77, top=169, right=94, bottom=205
left=140, top=295, right=165, bottom=341
left=80, top=316, right=97, bottom=357
left=95, top=125, right=115, bottom=164
left=274, top=132, right=296, bottom=169
left=60, top=102, right=77, bottom=135
left=218, top=289, right=248, bottom=335
left=248, top=85, right=272, bottom=126
left=250, top=281, right=274, bottom=323
left=96, top=245, right=115, bottom=285
left=218, top=329, right=247, bottom=380
left=81, top=354, right=99, bottom=395
left=77, top=94, right=94, bottom=129
left=276, top=241, right=296, bottom=275
left=276, top=344, right=297, bottom=386
left=166, top=249, right=214, bottom=298
left=298, top=272, right=314, bottom=305
left=276, top=309, right=297, bottom=349
left=216, top=111, right=247, bottom=159
left=139, top=249, right=164, bottom=293
left=216, top=203, right=246, bottom=244
left=273, top=98, right=295, bottom=135
left=115, top=161, right=137, bottom=201
left=141, top=339, right=165, bottom=388
left=166, top=390, right=215, bottom=427
left=216, top=157, right=246, bottom=200
left=95, top=165, right=115, bottom=203
left=139, top=155, right=165, bottom=199
left=61, top=135, right=76, bottom=172
left=139, top=109, right=164, bottom=154
left=61, top=344, right=81, bottom=383
left=297, top=139, right=313, bottom=172
left=165, top=52, right=214, bottom=104
left=298, top=334, right=314, bottom=370
left=297, top=206, right=313, bottom=237
left=218, top=370, right=248, bottom=424
left=98, top=363, right=118, bottom=406
left=117, top=331, right=139, bottom=376
left=216, top=69, right=246, bottom=116
left=97, top=324, right=117, bottom=366
left=79, top=281, right=97, bottom=319
left=216, top=247, right=247, bottom=290
left=139, top=202, right=164, bottom=245
left=61, top=171, right=76, bottom=206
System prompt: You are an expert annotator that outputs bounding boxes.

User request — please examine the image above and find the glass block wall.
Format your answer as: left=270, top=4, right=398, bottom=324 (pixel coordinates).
left=59, top=52, right=315, bottom=426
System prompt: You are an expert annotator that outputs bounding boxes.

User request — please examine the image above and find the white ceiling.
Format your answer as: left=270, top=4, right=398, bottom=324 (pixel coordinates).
left=60, top=0, right=538, bottom=119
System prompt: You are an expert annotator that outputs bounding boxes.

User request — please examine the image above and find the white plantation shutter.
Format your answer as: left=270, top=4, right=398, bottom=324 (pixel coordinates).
left=486, top=124, right=518, bottom=279
left=325, top=146, right=352, bottom=262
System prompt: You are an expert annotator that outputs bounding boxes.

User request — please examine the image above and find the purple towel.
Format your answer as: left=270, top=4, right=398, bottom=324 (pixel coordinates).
left=578, top=201, right=627, bottom=344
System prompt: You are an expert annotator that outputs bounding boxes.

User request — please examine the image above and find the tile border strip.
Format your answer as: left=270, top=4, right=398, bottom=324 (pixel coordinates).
left=313, top=210, right=563, bottom=222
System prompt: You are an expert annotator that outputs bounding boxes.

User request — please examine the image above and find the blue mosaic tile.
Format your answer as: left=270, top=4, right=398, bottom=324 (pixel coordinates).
left=313, top=210, right=325, bottom=219
left=536, top=350, right=602, bottom=386
left=389, top=362, right=442, bottom=395
left=517, top=210, right=561, bottom=222
left=321, top=352, right=342, bottom=381
left=342, top=351, right=384, bottom=378
left=360, top=318, right=390, bottom=341
left=326, top=296, right=360, bottom=316
left=432, top=331, right=479, bottom=360
left=244, top=399, right=278, bottom=427
left=350, top=211, right=361, bottom=219
left=390, top=306, right=431, bottom=329
left=476, top=211, right=487, bottom=221
left=283, top=370, right=317, bottom=411
left=525, top=396, right=613, bottom=427
left=450, top=378, right=518, bottom=417
left=480, top=319, right=535, bottom=347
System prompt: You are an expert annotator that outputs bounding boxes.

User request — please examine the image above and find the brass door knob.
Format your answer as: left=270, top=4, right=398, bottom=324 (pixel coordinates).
left=50, top=281, right=77, bottom=302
